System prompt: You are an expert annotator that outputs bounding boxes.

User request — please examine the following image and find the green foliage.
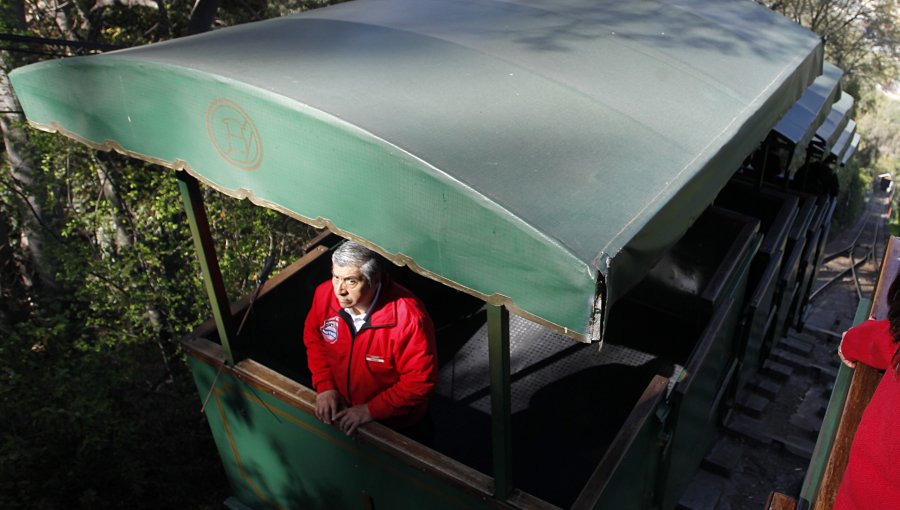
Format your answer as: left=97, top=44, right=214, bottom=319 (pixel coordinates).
left=0, top=126, right=315, bottom=507
left=858, top=92, right=900, bottom=162
left=832, top=160, right=869, bottom=230
left=759, top=0, right=899, bottom=91
left=837, top=88, right=900, bottom=233
left=0, top=316, right=228, bottom=510
left=205, top=191, right=318, bottom=300
left=1, top=0, right=336, bottom=505
left=890, top=196, right=900, bottom=237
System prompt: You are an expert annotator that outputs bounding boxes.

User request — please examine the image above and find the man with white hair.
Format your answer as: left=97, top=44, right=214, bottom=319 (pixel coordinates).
left=303, top=240, right=437, bottom=438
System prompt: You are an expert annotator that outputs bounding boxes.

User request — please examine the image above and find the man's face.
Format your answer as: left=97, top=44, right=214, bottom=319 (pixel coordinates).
left=332, top=264, right=376, bottom=314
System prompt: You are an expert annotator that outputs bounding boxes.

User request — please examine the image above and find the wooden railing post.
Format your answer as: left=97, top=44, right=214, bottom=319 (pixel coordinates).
left=178, top=172, right=236, bottom=365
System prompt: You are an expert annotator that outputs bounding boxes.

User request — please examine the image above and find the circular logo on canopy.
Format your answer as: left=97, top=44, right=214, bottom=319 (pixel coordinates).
left=206, top=98, right=263, bottom=170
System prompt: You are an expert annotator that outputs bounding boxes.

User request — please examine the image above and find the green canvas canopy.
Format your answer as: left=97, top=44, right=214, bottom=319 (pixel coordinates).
left=815, top=93, right=855, bottom=155
left=841, top=133, right=861, bottom=167
left=831, top=120, right=857, bottom=162
left=772, top=61, right=843, bottom=175
left=9, top=0, right=822, bottom=341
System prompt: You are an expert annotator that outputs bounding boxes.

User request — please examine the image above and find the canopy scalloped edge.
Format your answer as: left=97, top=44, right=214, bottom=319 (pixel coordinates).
left=24, top=118, right=596, bottom=343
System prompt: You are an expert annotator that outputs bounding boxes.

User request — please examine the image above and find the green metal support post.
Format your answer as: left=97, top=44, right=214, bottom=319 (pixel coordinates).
left=177, top=172, right=237, bottom=365
left=488, top=304, right=513, bottom=500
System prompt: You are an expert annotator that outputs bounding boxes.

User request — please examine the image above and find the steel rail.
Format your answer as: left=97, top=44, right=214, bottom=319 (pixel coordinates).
left=822, top=206, right=872, bottom=263
left=872, top=210, right=882, bottom=270
left=809, top=246, right=869, bottom=301
left=849, top=243, right=864, bottom=301
left=810, top=192, right=889, bottom=303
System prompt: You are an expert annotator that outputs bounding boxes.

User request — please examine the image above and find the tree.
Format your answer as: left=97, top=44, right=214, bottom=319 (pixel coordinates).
left=6, top=0, right=891, bottom=507
left=758, top=0, right=899, bottom=225
left=0, top=1, right=325, bottom=507
left=759, top=0, right=899, bottom=89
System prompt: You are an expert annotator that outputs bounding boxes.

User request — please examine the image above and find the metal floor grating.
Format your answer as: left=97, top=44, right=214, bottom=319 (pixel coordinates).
left=437, top=313, right=683, bottom=414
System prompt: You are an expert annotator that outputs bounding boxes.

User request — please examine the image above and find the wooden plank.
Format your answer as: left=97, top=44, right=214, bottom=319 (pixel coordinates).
left=571, top=375, right=668, bottom=510
left=813, top=364, right=881, bottom=510
left=234, top=244, right=329, bottom=308
left=178, top=172, right=236, bottom=365
left=766, top=491, right=797, bottom=510
left=183, top=337, right=560, bottom=510
left=812, top=236, right=900, bottom=510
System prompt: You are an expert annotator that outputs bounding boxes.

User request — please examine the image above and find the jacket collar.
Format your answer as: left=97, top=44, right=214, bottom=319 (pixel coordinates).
left=328, top=277, right=398, bottom=329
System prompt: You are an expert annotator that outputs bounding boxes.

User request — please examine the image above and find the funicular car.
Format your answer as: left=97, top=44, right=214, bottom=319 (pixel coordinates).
left=730, top=62, right=855, bottom=355
left=9, top=0, right=826, bottom=508
left=710, top=60, right=844, bottom=393
left=787, top=91, right=856, bottom=333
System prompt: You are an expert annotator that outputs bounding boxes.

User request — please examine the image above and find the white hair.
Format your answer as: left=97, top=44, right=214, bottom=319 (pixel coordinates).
left=332, top=240, right=381, bottom=284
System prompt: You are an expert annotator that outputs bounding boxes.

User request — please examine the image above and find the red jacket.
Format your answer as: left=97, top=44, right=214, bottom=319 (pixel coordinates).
left=303, top=278, right=437, bottom=428
left=834, top=319, right=900, bottom=510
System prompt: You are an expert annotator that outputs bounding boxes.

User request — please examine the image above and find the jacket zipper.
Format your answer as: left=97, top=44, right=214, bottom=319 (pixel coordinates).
left=342, top=312, right=373, bottom=407
left=346, top=325, right=355, bottom=405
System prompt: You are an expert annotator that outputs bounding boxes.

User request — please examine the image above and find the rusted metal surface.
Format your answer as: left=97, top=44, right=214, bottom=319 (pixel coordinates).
left=766, top=491, right=798, bottom=510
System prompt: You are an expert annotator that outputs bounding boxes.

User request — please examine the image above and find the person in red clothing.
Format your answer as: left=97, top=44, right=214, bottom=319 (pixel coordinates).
left=835, top=273, right=900, bottom=510
left=304, top=240, right=438, bottom=438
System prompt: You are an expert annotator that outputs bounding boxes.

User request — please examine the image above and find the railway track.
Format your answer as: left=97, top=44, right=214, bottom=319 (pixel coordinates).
left=808, top=190, right=892, bottom=314
left=684, top=189, right=894, bottom=510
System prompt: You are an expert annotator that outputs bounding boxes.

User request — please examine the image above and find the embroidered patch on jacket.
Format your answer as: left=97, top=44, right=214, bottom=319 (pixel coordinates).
left=320, top=316, right=340, bottom=344
left=365, top=355, right=385, bottom=363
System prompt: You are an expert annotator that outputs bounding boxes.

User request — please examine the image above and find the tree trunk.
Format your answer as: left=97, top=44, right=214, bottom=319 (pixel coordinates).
left=94, top=157, right=133, bottom=252
left=0, top=65, right=59, bottom=291
left=187, top=0, right=223, bottom=35
left=8, top=0, right=25, bottom=30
